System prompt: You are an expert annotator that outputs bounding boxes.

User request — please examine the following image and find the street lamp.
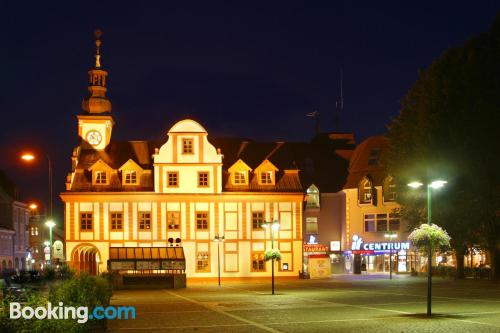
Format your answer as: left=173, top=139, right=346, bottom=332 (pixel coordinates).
left=45, top=220, right=56, bottom=269
left=21, top=153, right=53, bottom=219
left=262, top=220, right=280, bottom=295
left=213, top=234, right=225, bottom=286
left=408, top=179, right=447, bottom=317
left=384, top=231, right=397, bottom=280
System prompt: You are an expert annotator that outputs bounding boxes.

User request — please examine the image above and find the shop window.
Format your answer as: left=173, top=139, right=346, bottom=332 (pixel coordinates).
left=139, top=212, right=151, bottom=230
left=196, top=212, right=209, bottom=230
left=252, top=211, right=264, bottom=230
left=167, top=172, right=178, bottom=187
left=306, top=217, right=318, bottom=234
left=359, top=177, right=373, bottom=204
left=110, top=212, right=123, bottom=230
left=306, top=185, right=320, bottom=208
left=196, top=252, right=209, bottom=272
left=167, top=211, right=180, bottom=230
left=80, top=213, right=93, bottom=231
left=252, top=252, right=265, bottom=272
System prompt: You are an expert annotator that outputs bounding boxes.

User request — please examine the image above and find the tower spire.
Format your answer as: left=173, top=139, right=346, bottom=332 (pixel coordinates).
left=82, top=28, right=112, bottom=114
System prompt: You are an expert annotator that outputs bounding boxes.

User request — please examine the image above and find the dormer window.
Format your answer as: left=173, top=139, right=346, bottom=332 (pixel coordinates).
left=260, top=171, right=273, bottom=185
left=306, top=185, right=320, bottom=208
left=124, top=171, right=137, bottom=185
left=359, top=177, right=373, bottom=204
left=368, top=148, right=380, bottom=166
left=182, top=138, right=194, bottom=154
left=383, top=176, right=397, bottom=202
left=95, top=171, right=107, bottom=184
left=234, top=171, right=247, bottom=185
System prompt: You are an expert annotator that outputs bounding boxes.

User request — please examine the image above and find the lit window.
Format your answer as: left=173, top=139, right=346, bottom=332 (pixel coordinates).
left=252, top=252, right=265, bottom=272
left=198, top=172, right=209, bottom=187
left=139, top=212, right=151, bottom=230
left=383, top=177, right=397, bottom=202
left=363, top=213, right=399, bottom=232
left=196, top=212, right=208, bottom=230
left=167, top=172, right=178, bottom=187
left=110, top=212, right=123, bottom=230
left=196, top=251, right=209, bottom=272
left=260, top=171, right=273, bottom=184
left=359, top=178, right=373, bottom=204
left=252, top=212, right=264, bottom=229
left=80, top=213, right=93, bottom=231
left=124, top=171, right=137, bottom=185
left=234, top=171, right=246, bottom=185
left=35, top=227, right=38, bottom=236
left=167, top=211, right=180, bottom=230
left=306, top=217, right=318, bottom=234
left=182, top=138, right=194, bottom=154
left=306, top=185, right=320, bottom=208
left=95, top=171, right=107, bottom=184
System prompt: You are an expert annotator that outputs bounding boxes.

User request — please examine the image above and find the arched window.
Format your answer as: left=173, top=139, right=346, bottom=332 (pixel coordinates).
left=306, top=184, right=320, bottom=208
left=359, top=177, right=373, bottom=204
left=383, top=176, right=397, bottom=202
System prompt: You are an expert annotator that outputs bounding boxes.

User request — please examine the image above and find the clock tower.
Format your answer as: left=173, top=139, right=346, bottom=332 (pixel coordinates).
left=77, top=29, right=114, bottom=151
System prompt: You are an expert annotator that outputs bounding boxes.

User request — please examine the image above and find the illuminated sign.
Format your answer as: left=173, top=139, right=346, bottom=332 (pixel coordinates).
left=307, top=235, right=318, bottom=244
left=304, top=244, right=328, bottom=253
left=330, top=241, right=341, bottom=251
left=351, top=235, right=410, bottom=252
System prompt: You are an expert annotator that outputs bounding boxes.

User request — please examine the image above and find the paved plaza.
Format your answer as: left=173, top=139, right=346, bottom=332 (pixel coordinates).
left=107, top=275, right=500, bottom=332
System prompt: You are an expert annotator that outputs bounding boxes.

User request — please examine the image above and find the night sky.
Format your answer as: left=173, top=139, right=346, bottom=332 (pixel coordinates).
left=0, top=1, right=497, bottom=222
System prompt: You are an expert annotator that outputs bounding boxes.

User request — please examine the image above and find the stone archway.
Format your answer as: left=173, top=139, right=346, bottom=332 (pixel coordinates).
left=71, top=244, right=101, bottom=275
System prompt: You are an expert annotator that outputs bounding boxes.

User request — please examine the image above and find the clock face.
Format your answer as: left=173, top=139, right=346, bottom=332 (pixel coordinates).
left=86, top=130, right=102, bottom=145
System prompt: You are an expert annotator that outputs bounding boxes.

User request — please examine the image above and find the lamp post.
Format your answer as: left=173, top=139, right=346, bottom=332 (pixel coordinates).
left=45, top=220, right=56, bottom=269
left=384, top=231, right=397, bottom=280
left=213, top=234, right=225, bottom=286
left=262, top=220, right=280, bottom=295
left=408, top=179, right=447, bottom=317
left=21, top=153, right=53, bottom=219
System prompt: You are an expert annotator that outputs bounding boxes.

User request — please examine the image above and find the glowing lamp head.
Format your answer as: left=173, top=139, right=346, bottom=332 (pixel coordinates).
left=21, top=154, right=35, bottom=161
left=429, top=180, right=447, bottom=189
left=29, top=203, right=38, bottom=210
left=407, top=181, right=423, bottom=189
left=43, top=241, right=50, bottom=246
left=271, top=222, right=280, bottom=231
left=45, top=220, right=56, bottom=228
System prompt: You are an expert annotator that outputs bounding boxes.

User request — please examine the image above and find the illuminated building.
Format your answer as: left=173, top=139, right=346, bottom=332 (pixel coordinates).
left=61, top=33, right=304, bottom=278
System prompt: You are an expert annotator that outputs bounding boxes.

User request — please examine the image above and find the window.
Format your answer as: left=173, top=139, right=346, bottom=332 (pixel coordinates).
left=198, top=172, right=209, bottom=187
left=359, top=178, right=373, bottom=204
left=80, top=213, right=93, bottom=231
left=139, top=212, right=151, bottom=230
left=167, top=211, right=180, bottom=230
left=306, top=217, right=318, bottom=234
left=196, top=251, right=209, bottom=272
left=30, top=227, right=38, bottom=236
left=182, top=138, right=194, bottom=154
left=260, top=171, right=273, bottom=184
left=368, top=148, right=380, bottom=165
left=252, top=212, right=264, bottom=229
left=167, top=172, right=178, bottom=187
left=364, top=213, right=400, bottom=232
left=252, top=252, right=265, bottom=272
left=110, top=212, right=123, bottom=230
left=196, top=212, right=208, bottom=230
left=124, top=171, right=137, bottom=185
left=234, top=171, right=246, bottom=185
left=306, top=185, right=320, bottom=208
left=383, top=177, right=397, bottom=202
left=95, top=171, right=107, bottom=184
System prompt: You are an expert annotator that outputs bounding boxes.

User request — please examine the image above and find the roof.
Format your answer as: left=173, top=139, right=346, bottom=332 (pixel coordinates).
left=344, top=135, right=390, bottom=189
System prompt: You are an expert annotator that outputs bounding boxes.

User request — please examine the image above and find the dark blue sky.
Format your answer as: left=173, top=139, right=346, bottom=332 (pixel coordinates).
left=0, top=1, right=498, bottom=220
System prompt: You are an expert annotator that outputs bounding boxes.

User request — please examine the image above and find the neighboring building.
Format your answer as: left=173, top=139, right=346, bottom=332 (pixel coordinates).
left=342, top=136, right=412, bottom=274
left=61, top=36, right=304, bottom=277
left=0, top=171, right=30, bottom=273
left=28, top=212, right=65, bottom=270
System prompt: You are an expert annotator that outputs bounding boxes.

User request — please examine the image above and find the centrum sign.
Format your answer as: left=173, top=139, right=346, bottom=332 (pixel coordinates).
left=351, top=235, right=410, bottom=252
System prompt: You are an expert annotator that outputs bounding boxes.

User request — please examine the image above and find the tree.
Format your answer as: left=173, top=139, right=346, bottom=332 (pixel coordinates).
left=387, top=14, right=500, bottom=279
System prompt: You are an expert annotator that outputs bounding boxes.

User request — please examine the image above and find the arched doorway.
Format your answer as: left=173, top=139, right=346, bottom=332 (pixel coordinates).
left=71, top=244, right=101, bottom=275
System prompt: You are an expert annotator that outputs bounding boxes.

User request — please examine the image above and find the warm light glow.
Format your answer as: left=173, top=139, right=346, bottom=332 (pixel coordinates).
left=43, top=241, right=50, bottom=246
left=384, top=233, right=398, bottom=239
left=272, top=222, right=280, bottom=231
left=45, top=220, right=56, bottom=228
left=407, top=181, right=423, bottom=188
left=29, top=203, right=38, bottom=210
left=430, top=180, right=447, bottom=189
left=21, top=154, right=35, bottom=161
